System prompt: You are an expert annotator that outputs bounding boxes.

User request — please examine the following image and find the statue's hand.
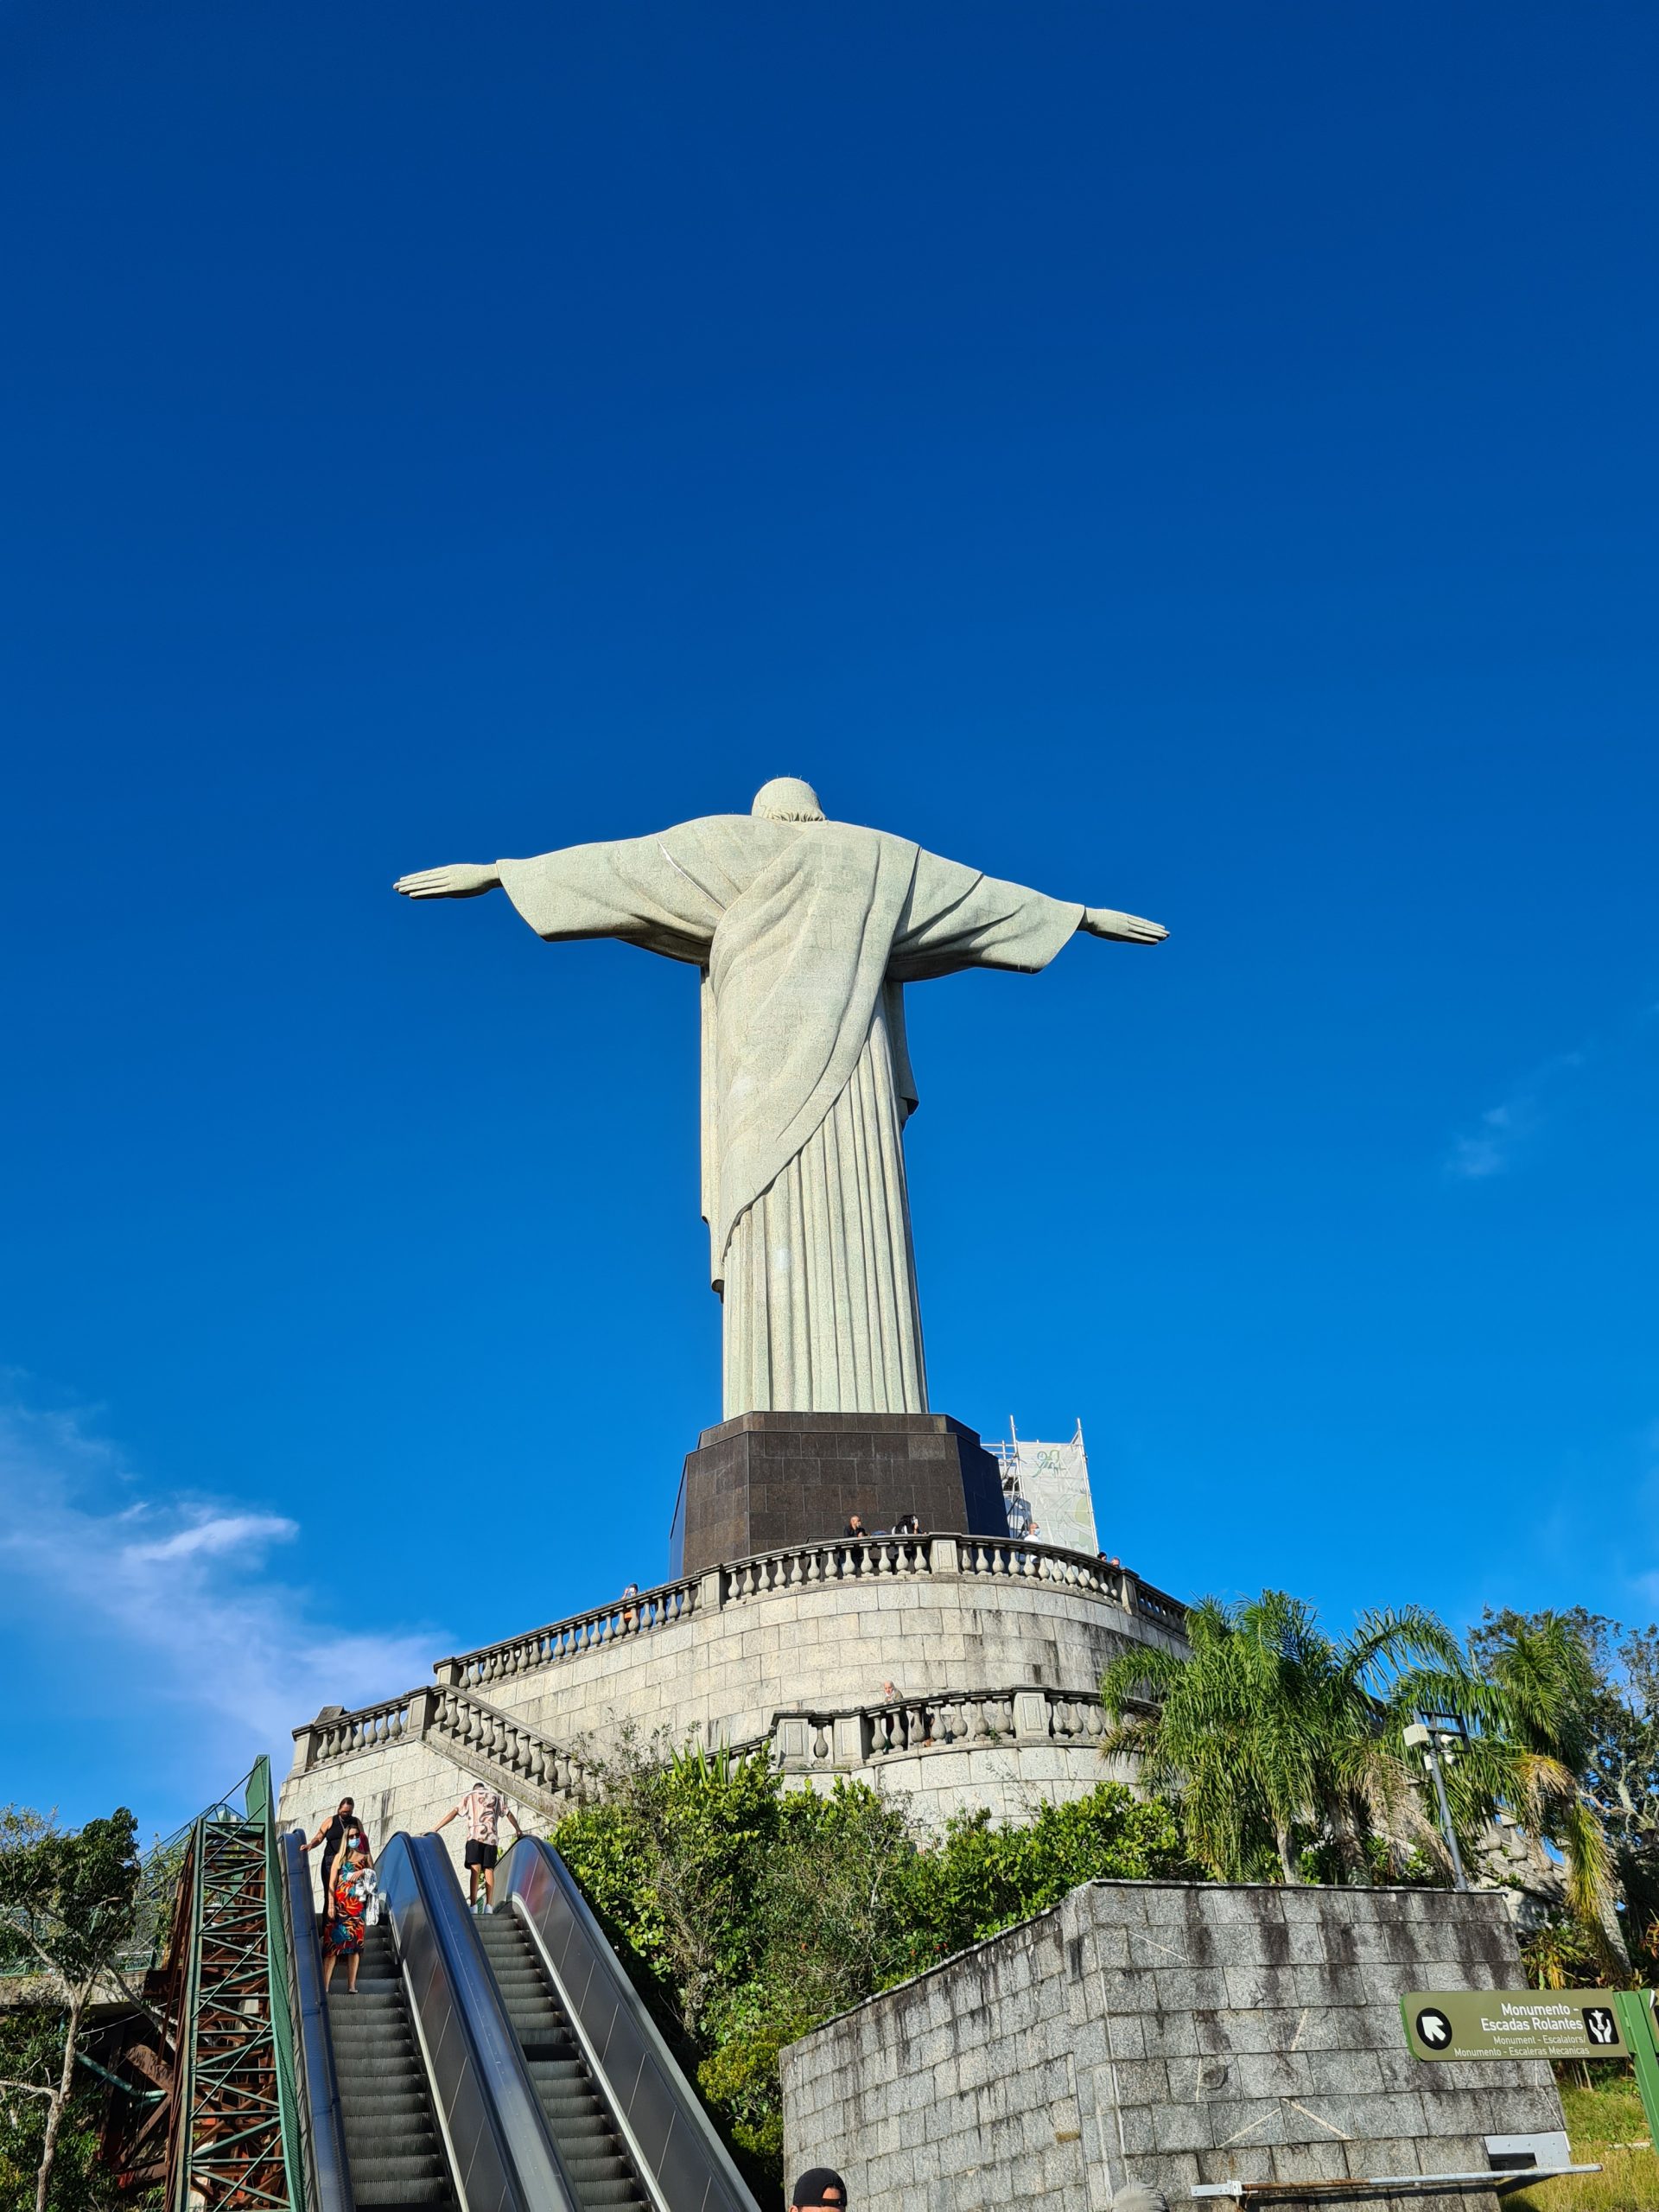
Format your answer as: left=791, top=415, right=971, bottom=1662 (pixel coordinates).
left=394, top=863, right=502, bottom=900
left=1081, top=907, right=1168, bottom=944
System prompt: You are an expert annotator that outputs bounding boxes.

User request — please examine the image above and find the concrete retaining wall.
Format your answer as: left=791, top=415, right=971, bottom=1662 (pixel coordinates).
left=780, top=1878, right=1565, bottom=2211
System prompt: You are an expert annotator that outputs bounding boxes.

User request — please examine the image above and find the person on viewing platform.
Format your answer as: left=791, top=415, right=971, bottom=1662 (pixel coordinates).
left=302, top=1796, right=368, bottom=1920
left=843, top=1514, right=866, bottom=1539
left=321, top=1820, right=373, bottom=1993
left=791, top=2168, right=847, bottom=2212
left=893, top=1513, right=922, bottom=1535
left=432, top=1782, right=522, bottom=1908
left=620, top=1581, right=639, bottom=1629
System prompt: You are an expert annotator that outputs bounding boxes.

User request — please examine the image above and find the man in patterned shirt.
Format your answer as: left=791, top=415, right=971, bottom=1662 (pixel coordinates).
left=432, top=1781, right=523, bottom=1908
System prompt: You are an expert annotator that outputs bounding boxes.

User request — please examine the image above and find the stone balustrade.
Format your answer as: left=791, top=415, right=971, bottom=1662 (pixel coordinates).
left=766, top=1683, right=1138, bottom=1775
left=299, top=1692, right=422, bottom=1766
left=439, top=1579, right=696, bottom=1691
left=295, top=1535, right=1186, bottom=1815
left=428, top=1685, right=598, bottom=1806
left=293, top=1681, right=595, bottom=1812
left=434, top=1531, right=1182, bottom=1686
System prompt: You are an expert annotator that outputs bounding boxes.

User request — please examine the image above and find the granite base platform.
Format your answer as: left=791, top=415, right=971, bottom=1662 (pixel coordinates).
left=670, top=1410, right=1008, bottom=1577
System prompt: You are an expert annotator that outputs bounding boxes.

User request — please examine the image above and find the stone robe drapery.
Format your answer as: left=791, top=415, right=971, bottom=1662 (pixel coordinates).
left=497, top=816, right=1081, bottom=1416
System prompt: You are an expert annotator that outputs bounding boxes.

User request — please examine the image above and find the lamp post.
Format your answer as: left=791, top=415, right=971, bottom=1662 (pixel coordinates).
left=1404, top=1719, right=1468, bottom=1891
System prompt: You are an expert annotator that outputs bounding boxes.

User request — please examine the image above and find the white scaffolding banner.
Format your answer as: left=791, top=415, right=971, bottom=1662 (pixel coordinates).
left=1007, top=1431, right=1097, bottom=1554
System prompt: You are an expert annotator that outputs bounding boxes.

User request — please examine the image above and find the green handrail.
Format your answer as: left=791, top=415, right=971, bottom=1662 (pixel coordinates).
left=251, top=1758, right=306, bottom=2209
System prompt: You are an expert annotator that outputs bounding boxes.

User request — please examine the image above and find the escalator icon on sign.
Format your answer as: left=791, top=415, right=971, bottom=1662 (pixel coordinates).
left=1415, top=2007, right=1453, bottom=2050
left=1584, top=2006, right=1619, bottom=2047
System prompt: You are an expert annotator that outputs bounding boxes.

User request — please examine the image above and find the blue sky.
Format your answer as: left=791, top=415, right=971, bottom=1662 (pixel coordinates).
left=3, top=2, right=1656, bottom=1838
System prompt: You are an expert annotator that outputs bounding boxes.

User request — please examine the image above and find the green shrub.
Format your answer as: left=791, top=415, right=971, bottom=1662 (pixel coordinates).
left=550, top=1739, right=1189, bottom=2199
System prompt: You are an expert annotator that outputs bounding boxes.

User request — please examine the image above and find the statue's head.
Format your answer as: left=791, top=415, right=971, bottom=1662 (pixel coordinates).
left=752, top=777, right=824, bottom=823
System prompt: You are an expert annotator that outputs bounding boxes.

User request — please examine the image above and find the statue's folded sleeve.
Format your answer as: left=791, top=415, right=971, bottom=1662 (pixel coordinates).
left=890, top=851, right=1084, bottom=982
left=496, top=831, right=722, bottom=964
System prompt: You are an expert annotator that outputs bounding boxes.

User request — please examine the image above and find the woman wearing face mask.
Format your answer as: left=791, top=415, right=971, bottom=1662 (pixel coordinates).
left=321, top=1818, right=374, bottom=1993
left=302, top=1796, right=367, bottom=1921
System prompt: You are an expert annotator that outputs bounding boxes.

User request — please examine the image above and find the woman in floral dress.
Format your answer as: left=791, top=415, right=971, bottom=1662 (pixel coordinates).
left=321, top=1820, right=372, bottom=1993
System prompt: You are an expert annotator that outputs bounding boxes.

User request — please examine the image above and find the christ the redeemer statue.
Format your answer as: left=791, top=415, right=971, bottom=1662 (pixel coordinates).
left=396, top=778, right=1165, bottom=1421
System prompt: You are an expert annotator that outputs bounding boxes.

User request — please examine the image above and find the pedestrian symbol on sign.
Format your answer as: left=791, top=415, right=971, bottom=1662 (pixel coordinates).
left=1585, top=2007, right=1618, bottom=2047
left=1416, top=2008, right=1452, bottom=2050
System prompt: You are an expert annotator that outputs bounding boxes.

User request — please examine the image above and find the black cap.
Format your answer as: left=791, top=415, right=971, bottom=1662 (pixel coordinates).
left=791, top=2171, right=847, bottom=2209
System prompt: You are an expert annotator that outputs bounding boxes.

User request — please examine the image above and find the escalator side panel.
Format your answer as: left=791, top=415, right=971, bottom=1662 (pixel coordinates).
left=499, top=1840, right=760, bottom=2212
left=278, top=1830, right=353, bottom=2212
left=377, top=1833, right=579, bottom=2212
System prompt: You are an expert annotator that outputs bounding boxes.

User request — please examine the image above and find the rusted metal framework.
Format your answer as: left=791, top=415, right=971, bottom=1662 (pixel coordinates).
left=159, top=1760, right=302, bottom=2212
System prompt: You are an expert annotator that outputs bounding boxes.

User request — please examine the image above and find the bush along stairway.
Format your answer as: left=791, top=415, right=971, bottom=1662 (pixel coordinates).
left=475, top=1909, right=649, bottom=2212
left=327, top=1923, right=457, bottom=2211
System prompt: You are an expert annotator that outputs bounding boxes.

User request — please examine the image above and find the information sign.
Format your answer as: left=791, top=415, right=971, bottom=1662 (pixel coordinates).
left=1402, top=1989, right=1626, bottom=2062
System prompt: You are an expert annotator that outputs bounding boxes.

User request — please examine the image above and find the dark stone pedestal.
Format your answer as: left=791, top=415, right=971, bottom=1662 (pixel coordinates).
left=670, top=1411, right=1008, bottom=1579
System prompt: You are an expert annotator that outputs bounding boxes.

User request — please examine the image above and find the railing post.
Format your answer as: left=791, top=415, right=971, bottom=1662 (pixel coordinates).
left=407, top=1688, right=438, bottom=1742
left=433, top=1658, right=464, bottom=1687
left=1121, top=1573, right=1140, bottom=1615
left=1014, top=1689, right=1050, bottom=1738
left=833, top=1714, right=866, bottom=1767
left=930, top=1535, right=959, bottom=1573
left=291, top=1724, right=318, bottom=1774
left=698, top=1567, right=723, bottom=1609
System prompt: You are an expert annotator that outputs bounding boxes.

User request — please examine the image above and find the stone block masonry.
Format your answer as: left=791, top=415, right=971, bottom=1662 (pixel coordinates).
left=780, top=1879, right=1564, bottom=2212
left=279, top=1532, right=1189, bottom=1837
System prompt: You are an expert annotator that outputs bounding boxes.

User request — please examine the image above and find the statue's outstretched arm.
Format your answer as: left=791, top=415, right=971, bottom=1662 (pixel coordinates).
left=1079, top=906, right=1167, bottom=944
left=394, top=863, right=502, bottom=899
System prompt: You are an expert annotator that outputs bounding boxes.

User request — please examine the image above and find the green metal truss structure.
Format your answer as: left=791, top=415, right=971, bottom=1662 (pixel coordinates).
left=161, top=1757, right=303, bottom=2212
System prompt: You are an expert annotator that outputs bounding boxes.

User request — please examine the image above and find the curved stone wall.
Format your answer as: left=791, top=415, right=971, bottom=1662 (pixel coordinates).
left=278, top=1535, right=1187, bottom=1846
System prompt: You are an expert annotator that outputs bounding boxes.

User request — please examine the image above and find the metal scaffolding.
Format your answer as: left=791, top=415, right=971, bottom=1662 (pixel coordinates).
left=160, top=1758, right=301, bottom=2212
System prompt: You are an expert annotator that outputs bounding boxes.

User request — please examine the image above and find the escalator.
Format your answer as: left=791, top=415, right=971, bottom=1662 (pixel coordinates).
left=151, top=1762, right=748, bottom=2212
left=324, top=1921, right=454, bottom=2210
left=475, top=1912, right=647, bottom=2212
left=276, top=1817, right=758, bottom=2212
left=281, top=1827, right=576, bottom=2212
left=486, top=1837, right=759, bottom=2212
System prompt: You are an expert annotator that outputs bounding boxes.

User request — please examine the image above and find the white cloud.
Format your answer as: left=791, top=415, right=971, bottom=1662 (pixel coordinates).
left=126, top=1512, right=299, bottom=1563
left=0, top=1400, right=442, bottom=1772
left=1444, top=1050, right=1584, bottom=1181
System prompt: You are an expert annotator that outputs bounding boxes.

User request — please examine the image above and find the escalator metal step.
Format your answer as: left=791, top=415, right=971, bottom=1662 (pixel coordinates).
left=325, top=1938, right=457, bottom=2212
left=482, top=1912, right=650, bottom=2212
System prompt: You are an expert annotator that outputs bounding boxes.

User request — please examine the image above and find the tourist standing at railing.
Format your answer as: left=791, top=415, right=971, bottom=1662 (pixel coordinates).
left=844, top=1514, right=866, bottom=1539
left=321, top=1821, right=373, bottom=1993
left=301, top=1796, right=372, bottom=1920
left=432, top=1781, right=521, bottom=1909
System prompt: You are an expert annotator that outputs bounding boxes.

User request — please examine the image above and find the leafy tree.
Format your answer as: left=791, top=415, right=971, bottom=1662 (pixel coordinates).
left=906, top=1787, right=1189, bottom=1955
left=1099, top=1590, right=1459, bottom=1883
left=0, top=2010, right=107, bottom=2212
left=1519, top=1913, right=1605, bottom=1991
left=550, top=1737, right=1186, bottom=2185
left=0, top=1807, right=141, bottom=2212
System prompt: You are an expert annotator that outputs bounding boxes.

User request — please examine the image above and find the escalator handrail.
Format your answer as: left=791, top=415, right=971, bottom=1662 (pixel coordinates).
left=278, top=1828, right=354, bottom=2212
left=376, top=1832, right=581, bottom=2212
left=498, top=1837, right=760, bottom=2212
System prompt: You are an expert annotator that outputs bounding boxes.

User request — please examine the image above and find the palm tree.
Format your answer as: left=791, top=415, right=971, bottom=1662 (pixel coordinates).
left=1101, top=1590, right=1461, bottom=1884
left=1396, top=1611, right=1620, bottom=1958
